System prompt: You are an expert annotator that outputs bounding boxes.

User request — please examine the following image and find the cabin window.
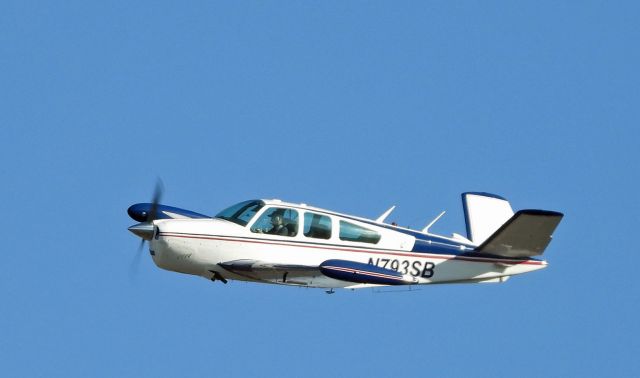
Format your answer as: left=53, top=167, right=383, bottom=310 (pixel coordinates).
left=251, top=207, right=299, bottom=237
left=339, top=221, right=381, bottom=244
left=303, top=212, right=332, bottom=240
left=215, top=200, right=264, bottom=227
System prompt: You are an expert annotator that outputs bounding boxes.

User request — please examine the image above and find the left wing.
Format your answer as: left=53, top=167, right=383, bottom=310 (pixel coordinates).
left=218, top=258, right=417, bottom=287
left=218, top=259, right=321, bottom=285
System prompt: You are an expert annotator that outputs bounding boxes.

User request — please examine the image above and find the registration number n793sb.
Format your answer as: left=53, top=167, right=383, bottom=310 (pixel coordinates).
left=368, top=257, right=435, bottom=278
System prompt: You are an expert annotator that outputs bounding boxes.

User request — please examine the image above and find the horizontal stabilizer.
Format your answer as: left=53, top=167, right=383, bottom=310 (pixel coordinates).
left=475, top=210, right=563, bottom=258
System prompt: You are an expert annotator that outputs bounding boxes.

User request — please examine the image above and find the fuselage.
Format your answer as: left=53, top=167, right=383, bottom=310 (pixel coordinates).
left=145, top=199, right=546, bottom=288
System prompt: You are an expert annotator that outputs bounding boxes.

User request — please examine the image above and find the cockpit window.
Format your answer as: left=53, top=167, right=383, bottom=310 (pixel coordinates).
left=215, top=200, right=264, bottom=226
left=251, top=207, right=299, bottom=237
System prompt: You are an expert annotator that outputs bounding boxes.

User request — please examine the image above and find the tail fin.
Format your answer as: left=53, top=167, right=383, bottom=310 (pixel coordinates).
left=475, top=210, right=563, bottom=258
left=462, top=192, right=514, bottom=245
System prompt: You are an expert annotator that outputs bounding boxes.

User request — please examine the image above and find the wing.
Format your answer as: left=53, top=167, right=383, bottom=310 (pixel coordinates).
left=218, top=259, right=417, bottom=287
left=218, top=259, right=322, bottom=285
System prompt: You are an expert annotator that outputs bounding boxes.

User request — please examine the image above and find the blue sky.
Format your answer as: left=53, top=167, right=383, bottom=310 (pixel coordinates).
left=1, top=1, right=639, bottom=377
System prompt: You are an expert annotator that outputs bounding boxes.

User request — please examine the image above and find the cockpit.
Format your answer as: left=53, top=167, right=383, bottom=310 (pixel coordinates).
left=250, top=207, right=299, bottom=236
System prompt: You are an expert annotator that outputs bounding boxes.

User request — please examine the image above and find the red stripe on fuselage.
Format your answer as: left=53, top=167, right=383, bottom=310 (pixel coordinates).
left=157, top=232, right=544, bottom=266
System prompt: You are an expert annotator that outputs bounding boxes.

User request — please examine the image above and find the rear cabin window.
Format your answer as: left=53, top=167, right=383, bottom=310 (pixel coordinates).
left=250, top=207, right=299, bottom=237
left=303, top=212, right=332, bottom=240
left=339, top=221, right=381, bottom=244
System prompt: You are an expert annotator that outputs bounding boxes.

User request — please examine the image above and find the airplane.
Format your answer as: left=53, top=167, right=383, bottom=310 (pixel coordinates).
left=127, top=185, right=563, bottom=291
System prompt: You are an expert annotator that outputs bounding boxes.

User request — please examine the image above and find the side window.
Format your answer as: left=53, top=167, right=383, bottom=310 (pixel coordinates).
left=339, top=221, right=381, bottom=244
left=251, top=207, right=299, bottom=237
left=303, top=212, right=332, bottom=240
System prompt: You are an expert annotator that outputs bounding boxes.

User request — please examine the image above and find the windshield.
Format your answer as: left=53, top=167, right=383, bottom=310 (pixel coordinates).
left=215, top=200, right=264, bottom=226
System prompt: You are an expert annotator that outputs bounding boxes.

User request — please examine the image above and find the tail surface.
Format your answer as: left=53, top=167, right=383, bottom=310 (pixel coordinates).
left=462, top=192, right=514, bottom=245
left=462, top=192, right=564, bottom=258
left=474, top=210, right=563, bottom=258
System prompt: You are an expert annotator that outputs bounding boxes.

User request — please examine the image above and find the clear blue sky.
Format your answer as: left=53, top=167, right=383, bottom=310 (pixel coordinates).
left=2, top=1, right=639, bottom=377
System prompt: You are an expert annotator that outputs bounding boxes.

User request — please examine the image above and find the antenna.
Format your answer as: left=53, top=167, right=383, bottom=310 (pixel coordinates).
left=422, top=211, right=446, bottom=233
left=376, top=205, right=396, bottom=223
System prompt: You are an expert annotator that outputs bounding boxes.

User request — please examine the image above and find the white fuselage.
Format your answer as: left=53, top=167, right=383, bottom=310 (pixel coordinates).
left=147, top=202, right=546, bottom=289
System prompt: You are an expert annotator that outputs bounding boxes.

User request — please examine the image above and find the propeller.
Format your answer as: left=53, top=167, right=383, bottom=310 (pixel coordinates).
left=147, top=179, right=164, bottom=223
left=128, top=239, right=145, bottom=283
left=128, top=179, right=164, bottom=281
left=127, top=179, right=164, bottom=239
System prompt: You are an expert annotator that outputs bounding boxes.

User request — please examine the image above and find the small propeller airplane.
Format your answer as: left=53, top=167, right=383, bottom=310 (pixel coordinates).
left=127, top=184, right=563, bottom=291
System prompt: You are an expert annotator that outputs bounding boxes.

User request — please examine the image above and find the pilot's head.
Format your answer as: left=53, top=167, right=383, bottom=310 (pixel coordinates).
left=270, top=214, right=284, bottom=227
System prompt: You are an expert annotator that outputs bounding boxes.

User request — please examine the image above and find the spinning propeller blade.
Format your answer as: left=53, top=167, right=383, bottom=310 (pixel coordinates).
left=129, top=239, right=145, bottom=282
left=147, top=179, right=164, bottom=223
left=127, top=179, right=164, bottom=239
left=127, top=179, right=164, bottom=280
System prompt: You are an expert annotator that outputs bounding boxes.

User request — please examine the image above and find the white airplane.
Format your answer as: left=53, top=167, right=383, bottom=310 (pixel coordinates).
left=127, top=186, right=562, bottom=291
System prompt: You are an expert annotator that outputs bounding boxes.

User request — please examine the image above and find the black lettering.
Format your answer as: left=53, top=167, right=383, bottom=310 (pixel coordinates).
left=411, top=261, right=422, bottom=276
left=368, top=257, right=379, bottom=266
left=390, top=259, right=399, bottom=271
left=380, top=259, right=390, bottom=268
left=401, top=260, right=410, bottom=274
left=421, top=262, right=435, bottom=278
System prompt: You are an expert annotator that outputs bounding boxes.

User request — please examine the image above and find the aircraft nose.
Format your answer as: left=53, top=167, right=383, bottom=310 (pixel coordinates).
left=128, top=222, right=155, bottom=240
left=127, top=203, right=150, bottom=222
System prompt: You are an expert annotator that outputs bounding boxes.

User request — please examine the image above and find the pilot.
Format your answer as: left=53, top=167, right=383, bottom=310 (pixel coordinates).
left=267, top=213, right=289, bottom=236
